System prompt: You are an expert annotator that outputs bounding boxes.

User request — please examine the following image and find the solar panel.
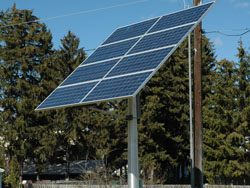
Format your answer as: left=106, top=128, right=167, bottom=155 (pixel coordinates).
left=149, top=2, right=213, bottom=33
left=61, top=59, right=119, bottom=86
left=102, top=18, right=158, bottom=45
left=107, top=47, right=173, bottom=77
left=36, top=1, right=215, bottom=111
left=84, top=72, right=152, bottom=103
left=82, top=38, right=139, bottom=64
left=39, top=82, right=98, bottom=109
left=128, top=24, right=193, bottom=54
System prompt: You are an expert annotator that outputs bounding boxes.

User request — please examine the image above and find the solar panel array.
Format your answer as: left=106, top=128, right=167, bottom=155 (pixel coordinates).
left=36, top=2, right=215, bottom=111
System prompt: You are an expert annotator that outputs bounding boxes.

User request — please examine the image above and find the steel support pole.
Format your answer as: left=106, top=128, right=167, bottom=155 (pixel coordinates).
left=193, top=0, right=203, bottom=188
left=188, top=33, right=194, bottom=188
left=128, top=97, right=139, bottom=188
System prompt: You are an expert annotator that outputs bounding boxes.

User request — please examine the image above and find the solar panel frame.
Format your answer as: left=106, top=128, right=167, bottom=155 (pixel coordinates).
left=36, top=1, right=215, bottom=111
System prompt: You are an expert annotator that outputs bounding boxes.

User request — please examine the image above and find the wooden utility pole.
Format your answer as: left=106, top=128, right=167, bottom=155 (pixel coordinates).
left=193, top=0, right=203, bottom=188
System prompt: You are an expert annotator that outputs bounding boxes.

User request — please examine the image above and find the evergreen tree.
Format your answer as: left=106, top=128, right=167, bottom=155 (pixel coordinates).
left=203, top=59, right=238, bottom=184
left=138, top=35, right=216, bottom=183
left=203, top=41, right=250, bottom=184
left=6, top=157, right=19, bottom=188
left=51, top=31, right=130, bottom=179
left=0, top=4, right=55, bottom=180
left=106, top=101, right=128, bottom=179
left=53, top=30, right=86, bottom=83
left=44, top=31, right=87, bottom=179
left=233, top=41, right=250, bottom=184
left=139, top=41, right=190, bottom=183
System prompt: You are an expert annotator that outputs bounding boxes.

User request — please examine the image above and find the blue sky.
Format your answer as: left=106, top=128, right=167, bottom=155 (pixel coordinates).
left=1, top=0, right=250, bottom=62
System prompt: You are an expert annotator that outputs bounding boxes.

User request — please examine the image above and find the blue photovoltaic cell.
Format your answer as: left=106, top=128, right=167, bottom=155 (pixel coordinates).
left=102, top=18, right=158, bottom=45
left=82, top=38, right=139, bottom=65
left=149, top=2, right=213, bottom=33
left=129, top=24, right=193, bottom=55
left=37, top=82, right=97, bottom=109
left=83, top=72, right=152, bottom=103
left=36, top=2, right=215, bottom=110
left=107, top=47, right=173, bottom=77
left=61, top=59, right=119, bottom=86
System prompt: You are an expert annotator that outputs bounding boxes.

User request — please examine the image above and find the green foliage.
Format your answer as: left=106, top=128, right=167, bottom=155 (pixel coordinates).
left=138, top=35, right=216, bottom=183
left=0, top=5, right=55, bottom=178
left=203, top=59, right=238, bottom=184
left=203, top=41, right=250, bottom=184
left=233, top=41, right=250, bottom=183
left=6, top=157, right=19, bottom=188
left=40, top=31, right=87, bottom=163
left=103, top=101, right=128, bottom=177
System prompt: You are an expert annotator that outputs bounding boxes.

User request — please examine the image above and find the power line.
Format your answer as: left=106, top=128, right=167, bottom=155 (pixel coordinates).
left=0, top=0, right=149, bottom=29
left=205, top=28, right=250, bottom=37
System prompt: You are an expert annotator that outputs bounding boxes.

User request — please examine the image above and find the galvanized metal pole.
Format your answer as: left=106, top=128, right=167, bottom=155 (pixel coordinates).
left=193, top=0, right=203, bottom=188
left=128, top=97, right=139, bottom=188
left=188, top=33, right=195, bottom=188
